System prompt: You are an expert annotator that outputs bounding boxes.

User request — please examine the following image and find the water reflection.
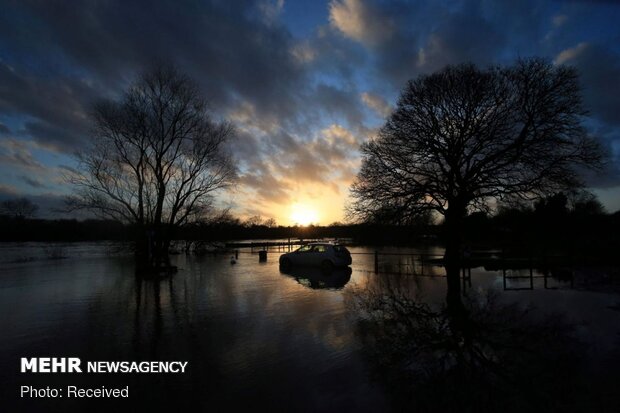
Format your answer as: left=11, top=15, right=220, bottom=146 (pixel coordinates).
left=345, top=272, right=618, bottom=412
left=0, top=253, right=388, bottom=411
left=280, top=266, right=352, bottom=290
left=2, top=245, right=619, bottom=412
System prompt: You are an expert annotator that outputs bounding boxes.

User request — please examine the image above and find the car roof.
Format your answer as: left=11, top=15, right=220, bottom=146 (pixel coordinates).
left=306, top=242, right=346, bottom=247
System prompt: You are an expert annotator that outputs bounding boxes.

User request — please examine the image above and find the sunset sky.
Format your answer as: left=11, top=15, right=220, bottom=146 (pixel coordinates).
left=1, top=0, right=620, bottom=225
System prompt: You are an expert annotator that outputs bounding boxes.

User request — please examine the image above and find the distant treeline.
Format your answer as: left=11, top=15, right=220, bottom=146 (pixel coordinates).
left=461, top=193, right=620, bottom=259
left=0, top=217, right=131, bottom=242
left=0, top=215, right=437, bottom=244
left=1, top=193, right=619, bottom=259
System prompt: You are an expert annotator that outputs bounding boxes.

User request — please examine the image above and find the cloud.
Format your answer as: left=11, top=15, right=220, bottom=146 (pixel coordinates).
left=0, top=0, right=309, bottom=147
left=554, top=42, right=589, bottom=65
left=329, top=0, right=395, bottom=47
left=296, top=25, right=367, bottom=84
left=270, top=124, right=362, bottom=190
left=313, top=83, right=365, bottom=126
left=0, top=62, right=93, bottom=151
left=0, top=122, right=10, bottom=135
left=327, top=1, right=508, bottom=88
left=552, top=43, right=620, bottom=190
left=0, top=183, right=19, bottom=197
left=0, top=139, right=45, bottom=170
left=290, top=41, right=318, bottom=64
left=552, top=14, right=569, bottom=28
left=58, top=164, right=79, bottom=175
left=19, top=175, right=47, bottom=189
left=555, top=43, right=620, bottom=126
left=360, top=92, right=392, bottom=118
left=239, top=165, right=292, bottom=205
left=259, top=0, right=285, bottom=25
left=234, top=122, right=362, bottom=213
left=415, top=13, right=505, bottom=73
left=322, top=124, right=358, bottom=146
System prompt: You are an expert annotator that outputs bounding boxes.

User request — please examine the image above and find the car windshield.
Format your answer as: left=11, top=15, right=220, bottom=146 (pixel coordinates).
left=312, top=245, right=327, bottom=253
left=297, top=245, right=313, bottom=252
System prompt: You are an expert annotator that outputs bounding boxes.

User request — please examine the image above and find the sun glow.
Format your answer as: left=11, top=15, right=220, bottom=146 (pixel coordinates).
left=290, top=203, right=319, bottom=226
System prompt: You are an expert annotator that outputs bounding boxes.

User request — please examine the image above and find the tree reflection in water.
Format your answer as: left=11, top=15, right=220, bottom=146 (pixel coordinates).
left=346, top=273, right=590, bottom=412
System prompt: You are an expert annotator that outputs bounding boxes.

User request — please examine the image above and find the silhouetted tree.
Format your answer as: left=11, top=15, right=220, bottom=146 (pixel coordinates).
left=263, top=217, right=277, bottom=228
left=67, top=64, right=236, bottom=271
left=535, top=192, right=569, bottom=217
left=570, top=191, right=605, bottom=216
left=0, top=197, right=39, bottom=219
left=203, top=208, right=242, bottom=227
left=349, top=59, right=602, bottom=305
left=243, top=215, right=264, bottom=227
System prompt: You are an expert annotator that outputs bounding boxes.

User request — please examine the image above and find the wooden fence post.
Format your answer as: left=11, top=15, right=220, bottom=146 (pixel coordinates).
left=374, top=251, right=379, bottom=274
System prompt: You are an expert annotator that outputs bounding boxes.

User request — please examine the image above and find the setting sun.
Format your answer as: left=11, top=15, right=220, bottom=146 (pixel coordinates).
left=290, top=203, right=319, bottom=226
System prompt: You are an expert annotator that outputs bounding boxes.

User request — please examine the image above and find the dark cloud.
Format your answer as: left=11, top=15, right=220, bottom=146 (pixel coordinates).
left=19, top=175, right=47, bottom=189
left=312, top=83, right=364, bottom=127
left=0, top=62, right=93, bottom=150
left=299, top=27, right=367, bottom=81
left=581, top=126, right=620, bottom=189
left=227, top=130, right=263, bottom=168
left=479, top=0, right=550, bottom=53
left=552, top=42, right=620, bottom=189
left=0, top=183, right=19, bottom=197
left=0, top=122, right=10, bottom=135
left=327, top=0, right=508, bottom=88
left=328, top=0, right=420, bottom=87
left=0, top=0, right=309, bottom=148
left=0, top=139, right=45, bottom=169
left=360, top=92, right=391, bottom=117
left=415, top=12, right=505, bottom=73
left=238, top=163, right=292, bottom=205
left=556, top=43, right=620, bottom=126
left=561, top=0, right=620, bottom=3
left=0, top=0, right=327, bottom=220
left=21, top=121, right=85, bottom=152
left=57, top=164, right=79, bottom=175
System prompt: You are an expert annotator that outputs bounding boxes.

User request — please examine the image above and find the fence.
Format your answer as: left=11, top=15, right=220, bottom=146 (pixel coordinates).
left=189, top=240, right=582, bottom=291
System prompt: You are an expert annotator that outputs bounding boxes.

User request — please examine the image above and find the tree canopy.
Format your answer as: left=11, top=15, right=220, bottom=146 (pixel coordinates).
left=69, top=65, right=235, bottom=227
left=67, top=65, right=236, bottom=268
left=349, top=59, right=602, bottom=225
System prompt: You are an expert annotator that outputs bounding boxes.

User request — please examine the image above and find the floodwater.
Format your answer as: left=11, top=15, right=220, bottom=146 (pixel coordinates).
left=0, top=242, right=619, bottom=412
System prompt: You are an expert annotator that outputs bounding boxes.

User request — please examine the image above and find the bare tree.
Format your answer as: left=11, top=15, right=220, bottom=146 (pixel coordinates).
left=67, top=65, right=236, bottom=270
left=349, top=59, right=602, bottom=302
left=0, top=197, right=39, bottom=219
left=243, top=215, right=264, bottom=227
left=263, top=217, right=277, bottom=228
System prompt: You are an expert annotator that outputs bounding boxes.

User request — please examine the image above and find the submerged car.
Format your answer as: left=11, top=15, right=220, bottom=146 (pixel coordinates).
left=279, top=243, right=352, bottom=271
left=280, top=266, right=352, bottom=290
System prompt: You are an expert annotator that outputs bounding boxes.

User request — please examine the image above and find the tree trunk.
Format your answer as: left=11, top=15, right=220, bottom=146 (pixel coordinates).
left=134, top=223, right=172, bottom=276
left=134, top=224, right=151, bottom=272
left=443, top=203, right=466, bottom=314
left=151, top=225, right=171, bottom=270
